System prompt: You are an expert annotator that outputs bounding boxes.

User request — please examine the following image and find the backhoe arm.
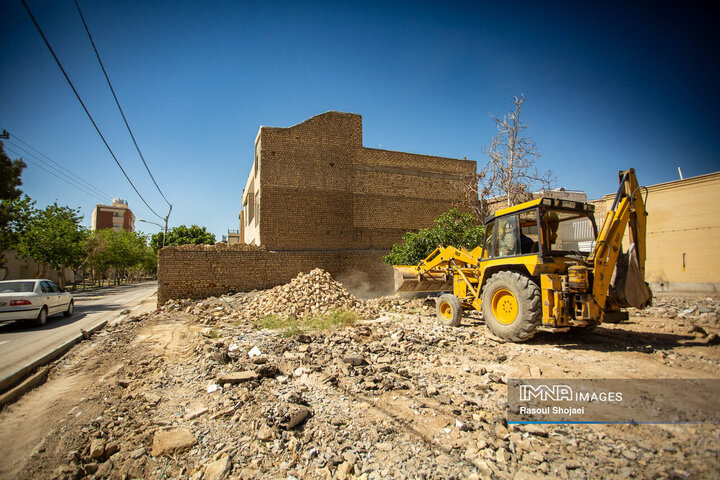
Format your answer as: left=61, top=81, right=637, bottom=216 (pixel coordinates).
left=589, top=168, right=648, bottom=311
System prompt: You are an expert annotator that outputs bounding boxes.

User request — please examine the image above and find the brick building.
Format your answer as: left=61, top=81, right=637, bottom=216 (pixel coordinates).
left=91, top=198, right=135, bottom=232
left=241, top=111, right=476, bottom=250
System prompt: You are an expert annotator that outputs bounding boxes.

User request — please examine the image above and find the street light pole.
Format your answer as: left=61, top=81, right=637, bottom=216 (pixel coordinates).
left=139, top=219, right=165, bottom=248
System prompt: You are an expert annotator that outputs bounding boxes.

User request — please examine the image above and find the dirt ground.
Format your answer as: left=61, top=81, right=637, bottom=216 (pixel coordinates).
left=0, top=282, right=718, bottom=480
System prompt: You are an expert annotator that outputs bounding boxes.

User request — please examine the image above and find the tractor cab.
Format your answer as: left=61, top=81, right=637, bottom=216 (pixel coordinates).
left=481, top=198, right=598, bottom=262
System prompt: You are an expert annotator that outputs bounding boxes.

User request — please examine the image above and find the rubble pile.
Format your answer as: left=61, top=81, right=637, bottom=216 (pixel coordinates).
left=234, top=269, right=374, bottom=319
left=163, top=269, right=430, bottom=325
left=28, top=292, right=717, bottom=480
left=5, top=283, right=720, bottom=479
left=632, top=295, right=720, bottom=323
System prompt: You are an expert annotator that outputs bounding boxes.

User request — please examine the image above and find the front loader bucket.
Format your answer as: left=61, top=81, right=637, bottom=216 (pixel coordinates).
left=393, top=266, right=453, bottom=293
left=608, top=243, right=652, bottom=309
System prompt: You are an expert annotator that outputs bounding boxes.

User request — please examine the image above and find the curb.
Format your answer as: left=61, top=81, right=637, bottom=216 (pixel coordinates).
left=0, top=333, right=82, bottom=395
left=0, top=290, right=155, bottom=407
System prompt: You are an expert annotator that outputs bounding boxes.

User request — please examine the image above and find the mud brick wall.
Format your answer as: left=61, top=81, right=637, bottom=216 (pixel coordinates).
left=157, top=244, right=393, bottom=304
left=253, top=111, right=477, bottom=251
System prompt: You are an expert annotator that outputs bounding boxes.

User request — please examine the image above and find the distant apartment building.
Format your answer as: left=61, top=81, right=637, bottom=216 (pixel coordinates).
left=91, top=198, right=135, bottom=232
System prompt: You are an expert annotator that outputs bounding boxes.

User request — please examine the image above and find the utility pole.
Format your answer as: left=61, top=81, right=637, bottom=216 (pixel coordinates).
left=163, top=205, right=172, bottom=248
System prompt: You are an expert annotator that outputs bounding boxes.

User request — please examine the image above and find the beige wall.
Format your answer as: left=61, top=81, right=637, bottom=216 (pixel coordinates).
left=593, top=172, right=720, bottom=293
left=1, top=249, right=74, bottom=284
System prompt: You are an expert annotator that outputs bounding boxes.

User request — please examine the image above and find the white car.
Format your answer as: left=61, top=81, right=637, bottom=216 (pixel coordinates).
left=0, top=279, right=74, bottom=327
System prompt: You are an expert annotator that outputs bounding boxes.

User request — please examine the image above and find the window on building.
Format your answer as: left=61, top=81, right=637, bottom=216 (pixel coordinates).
left=247, top=195, right=255, bottom=224
left=255, top=192, right=260, bottom=225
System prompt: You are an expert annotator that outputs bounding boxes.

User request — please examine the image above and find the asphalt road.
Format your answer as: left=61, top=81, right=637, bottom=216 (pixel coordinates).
left=0, top=281, right=157, bottom=386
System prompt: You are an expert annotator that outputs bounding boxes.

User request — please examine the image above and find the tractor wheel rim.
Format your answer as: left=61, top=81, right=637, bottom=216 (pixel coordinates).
left=439, top=302, right=453, bottom=319
left=492, top=289, right=518, bottom=325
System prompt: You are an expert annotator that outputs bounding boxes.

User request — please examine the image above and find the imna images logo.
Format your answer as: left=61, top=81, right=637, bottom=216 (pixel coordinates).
left=518, top=384, right=623, bottom=403
left=519, top=384, right=572, bottom=401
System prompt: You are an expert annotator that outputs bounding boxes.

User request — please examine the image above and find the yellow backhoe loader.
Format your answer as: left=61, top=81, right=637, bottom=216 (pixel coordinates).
left=394, top=169, right=652, bottom=342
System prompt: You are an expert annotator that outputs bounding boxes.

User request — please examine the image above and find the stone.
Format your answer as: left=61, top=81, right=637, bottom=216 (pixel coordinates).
left=525, top=451, right=544, bottom=463
left=495, top=423, right=510, bottom=440
left=336, top=461, right=354, bottom=480
left=283, top=406, right=310, bottom=429
left=495, top=448, right=511, bottom=465
left=521, top=424, right=548, bottom=437
left=129, top=446, right=146, bottom=459
left=622, top=449, right=637, bottom=460
left=203, top=457, right=231, bottom=480
left=255, top=364, right=279, bottom=378
left=530, top=366, right=542, bottom=377
left=184, top=407, right=210, bottom=421
left=257, top=425, right=274, bottom=442
left=95, top=460, right=113, bottom=478
left=89, top=439, right=105, bottom=459
left=151, top=428, right=197, bottom=456
left=217, top=371, right=259, bottom=384
left=104, top=441, right=120, bottom=457
left=342, top=355, right=367, bottom=366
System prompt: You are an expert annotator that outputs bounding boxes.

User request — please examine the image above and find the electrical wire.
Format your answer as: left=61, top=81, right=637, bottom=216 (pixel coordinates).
left=20, top=0, right=165, bottom=221
left=1, top=131, right=112, bottom=200
left=3, top=140, right=110, bottom=202
left=74, top=0, right=172, bottom=209
left=4, top=145, right=109, bottom=203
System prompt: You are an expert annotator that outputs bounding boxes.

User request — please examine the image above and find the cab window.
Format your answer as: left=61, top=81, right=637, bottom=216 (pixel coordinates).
left=495, top=215, right=519, bottom=257
left=518, top=210, right=539, bottom=254
left=541, top=209, right=597, bottom=255
left=482, top=222, right=494, bottom=258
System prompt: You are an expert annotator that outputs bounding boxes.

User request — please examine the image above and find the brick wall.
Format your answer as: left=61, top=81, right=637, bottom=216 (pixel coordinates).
left=162, top=112, right=476, bottom=303
left=157, top=244, right=393, bottom=304
left=251, top=111, right=476, bottom=251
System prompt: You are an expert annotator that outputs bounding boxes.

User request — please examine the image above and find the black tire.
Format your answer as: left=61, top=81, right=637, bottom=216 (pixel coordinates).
left=36, top=306, right=48, bottom=327
left=63, top=300, right=74, bottom=317
left=436, top=294, right=462, bottom=327
left=481, top=271, right=540, bottom=342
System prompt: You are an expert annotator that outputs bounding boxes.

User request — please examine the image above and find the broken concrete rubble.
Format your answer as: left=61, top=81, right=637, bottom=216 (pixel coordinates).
left=1, top=270, right=719, bottom=479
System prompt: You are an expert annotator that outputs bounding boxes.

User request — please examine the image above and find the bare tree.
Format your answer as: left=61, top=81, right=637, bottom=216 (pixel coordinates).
left=464, top=94, right=554, bottom=219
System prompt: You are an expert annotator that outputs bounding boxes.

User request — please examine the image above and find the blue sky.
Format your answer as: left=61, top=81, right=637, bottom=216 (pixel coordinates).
left=2, top=1, right=718, bottom=240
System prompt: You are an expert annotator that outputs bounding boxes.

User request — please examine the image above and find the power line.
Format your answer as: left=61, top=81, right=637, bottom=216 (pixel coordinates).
left=20, top=0, right=165, bottom=221
left=4, top=145, right=109, bottom=203
left=74, top=0, right=172, bottom=209
left=3, top=139, right=110, bottom=202
left=1, top=130, right=112, bottom=200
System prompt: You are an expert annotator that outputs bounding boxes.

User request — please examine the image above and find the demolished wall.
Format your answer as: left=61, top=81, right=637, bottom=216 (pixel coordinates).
left=245, top=111, right=477, bottom=250
left=157, top=244, right=393, bottom=305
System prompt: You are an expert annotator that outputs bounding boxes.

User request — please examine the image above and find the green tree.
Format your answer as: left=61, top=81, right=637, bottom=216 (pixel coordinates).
left=87, top=230, right=156, bottom=285
left=150, top=224, right=215, bottom=251
left=15, top=203, right=86, bottom=287
left=384, top=209, right=485, bottom=266
left=0, top=141, right=29, bottom=266
left=0, top=141, right=26, bottom=201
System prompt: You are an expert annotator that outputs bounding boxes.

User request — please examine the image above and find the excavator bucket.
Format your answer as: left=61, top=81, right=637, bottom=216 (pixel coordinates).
left=608, top=243, right=653, bottom=309
left=393, top=266, right=453, bottom=293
